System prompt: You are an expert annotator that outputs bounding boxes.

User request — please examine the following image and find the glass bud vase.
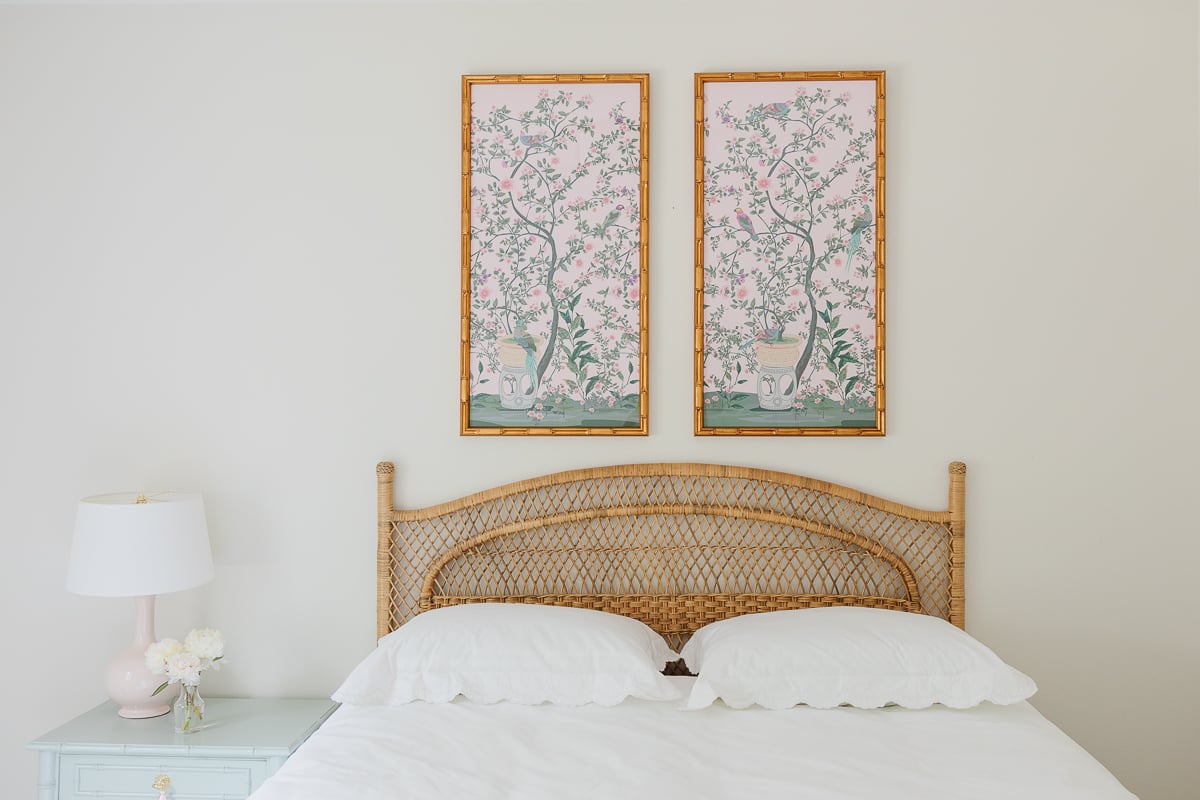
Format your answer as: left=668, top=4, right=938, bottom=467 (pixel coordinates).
left=173, top=685, right=205, bottom=733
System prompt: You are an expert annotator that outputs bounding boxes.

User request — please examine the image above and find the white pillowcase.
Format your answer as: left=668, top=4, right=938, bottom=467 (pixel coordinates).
left=332, top=603, right=681, bottom=707
left=680, top=607, right=1037, bottom=710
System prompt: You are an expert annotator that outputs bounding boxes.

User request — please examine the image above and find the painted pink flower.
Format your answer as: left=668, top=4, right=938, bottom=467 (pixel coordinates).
left=478, top=287, right=491, bottom=300
left=736, top=287, right=748, bottom=299
left=575, top=259, right=583, bottom=267
left=789, top=287, right=801, bottom=297
left=834, top=257, right=843, bottom=266
left=628, top=287, right=639, bottom=301
left=585, top=243, right=593, bottom=251
left=808, top=155, right=818, bottom=163
left=848, top=408, right=855, bottom=414
left=500, top=178, right=513, bottom=191
left=757, top=177, right=772, bottom=190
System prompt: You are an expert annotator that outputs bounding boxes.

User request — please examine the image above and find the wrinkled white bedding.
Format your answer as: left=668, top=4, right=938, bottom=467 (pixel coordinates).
left=251, top=677, right=1134, bottom=800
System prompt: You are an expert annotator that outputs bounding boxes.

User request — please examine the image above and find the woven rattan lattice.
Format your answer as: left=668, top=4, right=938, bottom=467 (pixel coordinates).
left=377, top=462, right=965, bottom=651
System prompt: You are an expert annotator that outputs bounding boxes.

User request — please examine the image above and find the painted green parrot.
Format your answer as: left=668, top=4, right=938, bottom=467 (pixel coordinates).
left=513, top=327, right=538, bottom=385
left=735, top=207, right=758, bottom=241
left=846, top=208, right=872, bottom=271
left=600, top=204, right=624, bottom=238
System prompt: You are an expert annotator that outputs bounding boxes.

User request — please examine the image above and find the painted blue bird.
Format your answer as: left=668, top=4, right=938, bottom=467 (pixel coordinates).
left=741, top=324, right=784, bottom=348
left=763, top=102, right=792, bottom=118
left=750, top=102, right=792, bottom=122
left=735, top=207, right=758, bottom=241
left=846, top=208, right=872, bottom=271
left=519, top=134, right=547, bottom=148
left=513, top=326, right=538, bottom=385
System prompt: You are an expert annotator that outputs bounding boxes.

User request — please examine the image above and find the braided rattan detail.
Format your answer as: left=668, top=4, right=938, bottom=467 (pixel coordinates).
left=377, top=462, right=966, bottom=645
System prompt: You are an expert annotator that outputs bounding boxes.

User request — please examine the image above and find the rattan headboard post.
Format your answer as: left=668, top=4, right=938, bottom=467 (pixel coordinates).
left=376, top=462, right=395, bottom=642
left=948, top=461, right=966, bottom=628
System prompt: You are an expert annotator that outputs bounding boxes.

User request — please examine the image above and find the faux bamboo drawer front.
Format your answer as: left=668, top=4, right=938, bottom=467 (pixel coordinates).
left=59, top=754, right=267, bottom=799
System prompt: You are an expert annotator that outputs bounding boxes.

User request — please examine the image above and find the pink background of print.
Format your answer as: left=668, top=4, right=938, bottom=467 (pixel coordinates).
left=469, top=81, right=642, bottom=404
left=702, top=79, right=878, bottom=403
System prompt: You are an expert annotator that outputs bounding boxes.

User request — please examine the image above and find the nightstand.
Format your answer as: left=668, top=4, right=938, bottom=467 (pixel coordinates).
left=28, top=697, right=337, bottom=799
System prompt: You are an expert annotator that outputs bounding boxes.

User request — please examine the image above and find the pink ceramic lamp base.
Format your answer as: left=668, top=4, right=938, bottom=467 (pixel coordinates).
left=107, top=596, right=178, bottom=718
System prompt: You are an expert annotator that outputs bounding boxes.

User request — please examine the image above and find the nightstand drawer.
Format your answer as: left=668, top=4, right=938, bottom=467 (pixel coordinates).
left=59, top=754, right=268, bottom=799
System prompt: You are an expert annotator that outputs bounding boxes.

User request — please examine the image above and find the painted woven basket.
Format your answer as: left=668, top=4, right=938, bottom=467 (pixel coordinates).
left=753, top=337, right=801, bottom=368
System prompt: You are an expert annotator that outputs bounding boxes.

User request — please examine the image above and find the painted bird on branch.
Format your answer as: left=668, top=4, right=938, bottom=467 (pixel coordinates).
left=519, top=134, right=547, bottom=148
left=846, top=208, right=872, bottom=272
left=600, top=204, right=624, bottom=238
left=741, top=324, right=784, bottom=348
left=750, top=102, right=792, bottom=122
left=735, top=207, right=758, bottom=241
left=763, top=102, right=792, bottom=119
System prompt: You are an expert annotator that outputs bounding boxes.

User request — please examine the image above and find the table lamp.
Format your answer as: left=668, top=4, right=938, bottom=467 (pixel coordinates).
left=66, top=491, right=213, bottom=718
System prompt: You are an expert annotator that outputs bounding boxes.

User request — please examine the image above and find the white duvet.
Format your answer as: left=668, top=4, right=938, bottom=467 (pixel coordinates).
left=251, top=678, right=1134, bottom=800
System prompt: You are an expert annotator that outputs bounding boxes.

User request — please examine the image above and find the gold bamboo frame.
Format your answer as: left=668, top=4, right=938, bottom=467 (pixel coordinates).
left=693, top=71, right=886, bottom=436
left=377, top=461, right=965, bottom=651
left=460, top=74, right=650, bottom=436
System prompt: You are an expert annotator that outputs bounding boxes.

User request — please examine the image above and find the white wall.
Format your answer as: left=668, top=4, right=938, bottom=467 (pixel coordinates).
left=2, top=1, right=1197, bottom=797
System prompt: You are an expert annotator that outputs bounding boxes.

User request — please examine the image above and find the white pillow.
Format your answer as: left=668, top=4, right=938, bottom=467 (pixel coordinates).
left=680, top=607, right=1037, bottom=710
left=332, top=603, right=681, bottom=706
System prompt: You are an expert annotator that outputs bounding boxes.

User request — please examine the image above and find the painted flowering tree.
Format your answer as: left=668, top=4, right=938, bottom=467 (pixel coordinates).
left=698, top=74, right=884, bottom=432
left=464, top=77, right=646, bottom=432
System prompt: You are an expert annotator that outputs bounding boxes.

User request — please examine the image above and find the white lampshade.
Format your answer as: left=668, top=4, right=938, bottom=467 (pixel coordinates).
left=66, top=491, right=213, bottom=597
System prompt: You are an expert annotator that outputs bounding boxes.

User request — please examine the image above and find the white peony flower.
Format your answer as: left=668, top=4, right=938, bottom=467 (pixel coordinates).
left=144, top=638, right=184, bottom=675
left=165, top=651, right=204, bottom=685
left=184, top=628, right=225, bottom=661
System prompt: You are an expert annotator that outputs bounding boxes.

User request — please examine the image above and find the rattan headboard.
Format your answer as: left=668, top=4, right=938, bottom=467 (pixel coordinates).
left=377, top=462, right=965, bottom=650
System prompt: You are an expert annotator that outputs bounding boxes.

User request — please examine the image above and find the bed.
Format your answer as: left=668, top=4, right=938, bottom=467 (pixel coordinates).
left=249, top=461, right=1135, bottom=799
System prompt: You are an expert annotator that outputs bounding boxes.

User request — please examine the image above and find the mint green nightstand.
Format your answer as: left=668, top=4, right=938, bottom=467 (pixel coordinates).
left=28, top=697, right=337, bottom=800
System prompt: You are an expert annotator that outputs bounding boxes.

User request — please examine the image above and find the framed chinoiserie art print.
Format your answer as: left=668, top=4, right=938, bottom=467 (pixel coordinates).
left=695, top=71, right=885, bottom=436
left=461, top=74, right=649, bottom=435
